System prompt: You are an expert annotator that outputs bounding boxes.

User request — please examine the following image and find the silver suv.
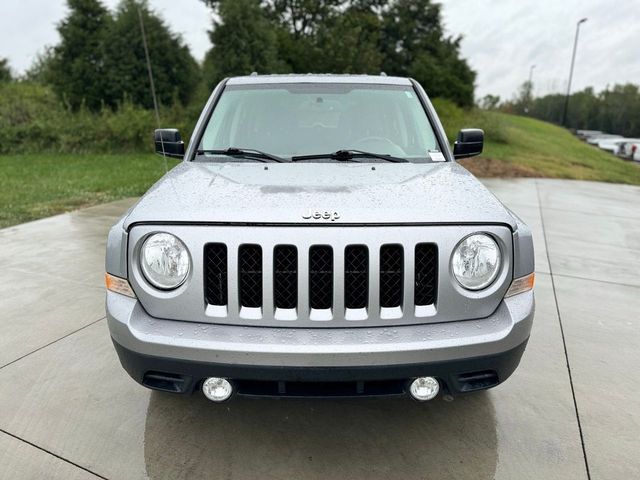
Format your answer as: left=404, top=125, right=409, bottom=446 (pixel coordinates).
left=106, top=74, right=534, bottom=402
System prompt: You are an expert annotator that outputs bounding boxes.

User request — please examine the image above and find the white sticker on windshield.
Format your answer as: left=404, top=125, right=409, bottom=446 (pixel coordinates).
left=429, top=151, right=446, bottom=162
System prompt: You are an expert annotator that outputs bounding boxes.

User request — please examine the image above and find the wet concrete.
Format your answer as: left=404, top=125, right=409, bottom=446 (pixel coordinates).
left=0, top=179, right=638, bottom=479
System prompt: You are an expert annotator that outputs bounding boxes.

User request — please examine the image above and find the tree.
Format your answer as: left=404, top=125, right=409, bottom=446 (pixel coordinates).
left=47, top=0, right=112, bottom=110
left=202, top=0, right=347, bottom=36
left=23, top=48, right=54, bottom=84
left=511, top=80, right=533, bottom=114
left=524, top=93, right=564, bottom=124
left=597, top=84, right=640, bottom=136
left=381, top=0, right=475, bottom=106
left=202, top=0, right=286, bottom=88
left=480, top=94, right=501, bottom=110
left=0, top=58, right=12, bottom=83
left=265, top=0, right=344, bottom=37
left=313, top=7, right=382, bottom=74
left=102, top=0, right=200, bottom=109
left=199, top=0, right=476, bottom=106
left=44, top=0, right=199, bottom=110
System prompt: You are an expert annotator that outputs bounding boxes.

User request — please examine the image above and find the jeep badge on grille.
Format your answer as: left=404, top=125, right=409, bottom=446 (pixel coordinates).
left=302, top=209, right=340, bottom=221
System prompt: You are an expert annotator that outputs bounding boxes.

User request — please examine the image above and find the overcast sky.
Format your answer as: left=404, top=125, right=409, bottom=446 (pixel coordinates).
left=1, top=0, right=638, bottom=101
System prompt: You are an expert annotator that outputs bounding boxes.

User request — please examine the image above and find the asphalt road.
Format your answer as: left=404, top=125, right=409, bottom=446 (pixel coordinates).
left=0, top=178, right=638, bottom=479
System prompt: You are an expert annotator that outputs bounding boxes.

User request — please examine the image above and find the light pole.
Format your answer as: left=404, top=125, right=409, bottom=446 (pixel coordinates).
left=526, top=65, right=535, bottom=114
left=529, top=64, right=536, bottom=85
left=562, top=18, right=587, bottom=127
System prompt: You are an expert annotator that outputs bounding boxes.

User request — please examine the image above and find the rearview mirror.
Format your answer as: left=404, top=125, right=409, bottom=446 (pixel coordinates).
left=154, top=129, right=185, bottom=159
left=453, top=128, right=484, bottom=159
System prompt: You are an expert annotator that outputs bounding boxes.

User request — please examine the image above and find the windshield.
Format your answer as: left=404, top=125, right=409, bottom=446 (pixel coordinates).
left=197, top=83, right=440, bottom=162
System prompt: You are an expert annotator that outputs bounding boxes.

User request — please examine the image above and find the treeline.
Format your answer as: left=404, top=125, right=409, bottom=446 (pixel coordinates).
left=2, top=0, right=477, bottom=110
left=497, top=82, right=640, bottom=138
left=0, top=0, right=477, bottom=154
left=201, top=0, right=475, bottom=106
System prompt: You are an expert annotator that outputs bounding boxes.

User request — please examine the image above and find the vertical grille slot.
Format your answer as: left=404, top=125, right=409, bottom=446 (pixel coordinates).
left=380, top=244, right=403, bottom=308
left=274, top=245, right=297, bottom=309
left=239, top=244, right=262, bottom=308
left=345, top=246, right=368, bottom=309
left=415, top=243, right=438, bottom=305
left=204, top=243, right=227, bottom=306
left=309, top=246, right=333, bottom=309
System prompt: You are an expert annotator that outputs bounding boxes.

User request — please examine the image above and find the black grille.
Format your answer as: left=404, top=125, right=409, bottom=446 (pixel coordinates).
left=274, top=245, right=297, bottom=309
left=309, top=246, right=333, bottom=309
left=345, top=246, right=368, bottom=309
left=235, top=379, right=405, bottom=397
left=415, top=243, right=438, bottom=305
left=380, top=245, right=403, bottom=308
left=204, top=243, right=227, bottom=306
left=239, top=244, right=262, bottom=308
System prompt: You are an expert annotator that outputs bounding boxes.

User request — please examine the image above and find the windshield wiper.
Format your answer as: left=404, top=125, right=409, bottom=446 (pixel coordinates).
left=291, top=149, right=408, bottom=163
left=196, top=147, right=286, bottom=163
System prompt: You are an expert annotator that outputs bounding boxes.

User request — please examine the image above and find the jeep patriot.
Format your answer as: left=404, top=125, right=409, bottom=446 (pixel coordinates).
left=105, top=74, right=535, bottom=402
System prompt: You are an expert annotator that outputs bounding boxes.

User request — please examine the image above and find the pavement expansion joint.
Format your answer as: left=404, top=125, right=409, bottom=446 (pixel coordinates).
left=535, top=179, right=592, bottom=480
left=0, top=317, right=106, bottom=371
left=0, top=428, right=108, bottom=480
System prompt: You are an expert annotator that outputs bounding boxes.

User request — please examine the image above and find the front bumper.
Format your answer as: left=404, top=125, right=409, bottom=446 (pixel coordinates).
left=107, top=290, right=533, bottom=397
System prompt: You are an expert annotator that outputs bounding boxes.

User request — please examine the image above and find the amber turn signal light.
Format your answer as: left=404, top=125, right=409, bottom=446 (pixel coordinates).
left=505, top=272, right=535, bottom=297
left=105, top=273, right=136, bottom=298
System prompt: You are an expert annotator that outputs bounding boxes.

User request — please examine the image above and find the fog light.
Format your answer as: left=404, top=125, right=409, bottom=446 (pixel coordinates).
left=202, top=377, right=233, bottom=402
left=409, top=377, right=440, bottom=401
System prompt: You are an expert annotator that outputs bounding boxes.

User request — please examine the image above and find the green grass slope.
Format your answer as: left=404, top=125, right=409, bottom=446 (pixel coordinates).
left=435, top=98, right=640, bottom=185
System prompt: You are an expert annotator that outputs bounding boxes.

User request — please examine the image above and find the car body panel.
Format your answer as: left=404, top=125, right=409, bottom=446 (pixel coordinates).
left=616, top=140, right=640, bottom=158
left=107, top=289, right=533, bottom=367
left=122, top=162, right=517, bottom=229
left=587, top=134, right=622, bottom=145
left=227, top=74, right=413, bottom=86
left=598, top=138, right=640, bottom=154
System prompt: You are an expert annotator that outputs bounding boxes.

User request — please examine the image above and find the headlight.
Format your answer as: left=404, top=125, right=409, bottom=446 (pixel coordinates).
left=451, top=233, right=501, bottom=290
left=140, top=233, right=190, bottom=290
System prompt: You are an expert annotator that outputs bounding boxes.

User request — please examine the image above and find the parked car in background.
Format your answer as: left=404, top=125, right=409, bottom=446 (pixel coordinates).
left=618, top=141, right=640, bottom=159
left=587, top=134, right=623, bottom=145
left=576, top=129, right=603, bottom=140
left=597, top=138, right=640, bottom=154
left=632, top=143, right=640, bottom=162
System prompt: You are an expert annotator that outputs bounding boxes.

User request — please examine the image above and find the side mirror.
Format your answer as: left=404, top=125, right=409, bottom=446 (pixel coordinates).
left=453, top=128, right=484, bottom=159
left=154, top=129, right=185, bottom=159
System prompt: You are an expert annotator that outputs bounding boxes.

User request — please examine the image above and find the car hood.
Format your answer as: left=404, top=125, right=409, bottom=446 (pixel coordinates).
left=123, top=161, right=516, bottom=229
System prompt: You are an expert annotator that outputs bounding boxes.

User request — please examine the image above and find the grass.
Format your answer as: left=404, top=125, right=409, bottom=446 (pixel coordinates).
left=0, top=153, right=178, bottom=228
left=435, top=98, right=640, bottom=185
left=2, top=107, right=639, bottom=228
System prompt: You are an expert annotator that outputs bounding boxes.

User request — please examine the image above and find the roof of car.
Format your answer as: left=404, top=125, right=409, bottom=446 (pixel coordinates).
left=227, top=73, right=412, bottom=86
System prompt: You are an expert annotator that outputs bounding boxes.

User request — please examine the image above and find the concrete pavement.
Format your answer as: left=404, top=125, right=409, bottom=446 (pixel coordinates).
left=0, top=179, right=638, bottom=479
